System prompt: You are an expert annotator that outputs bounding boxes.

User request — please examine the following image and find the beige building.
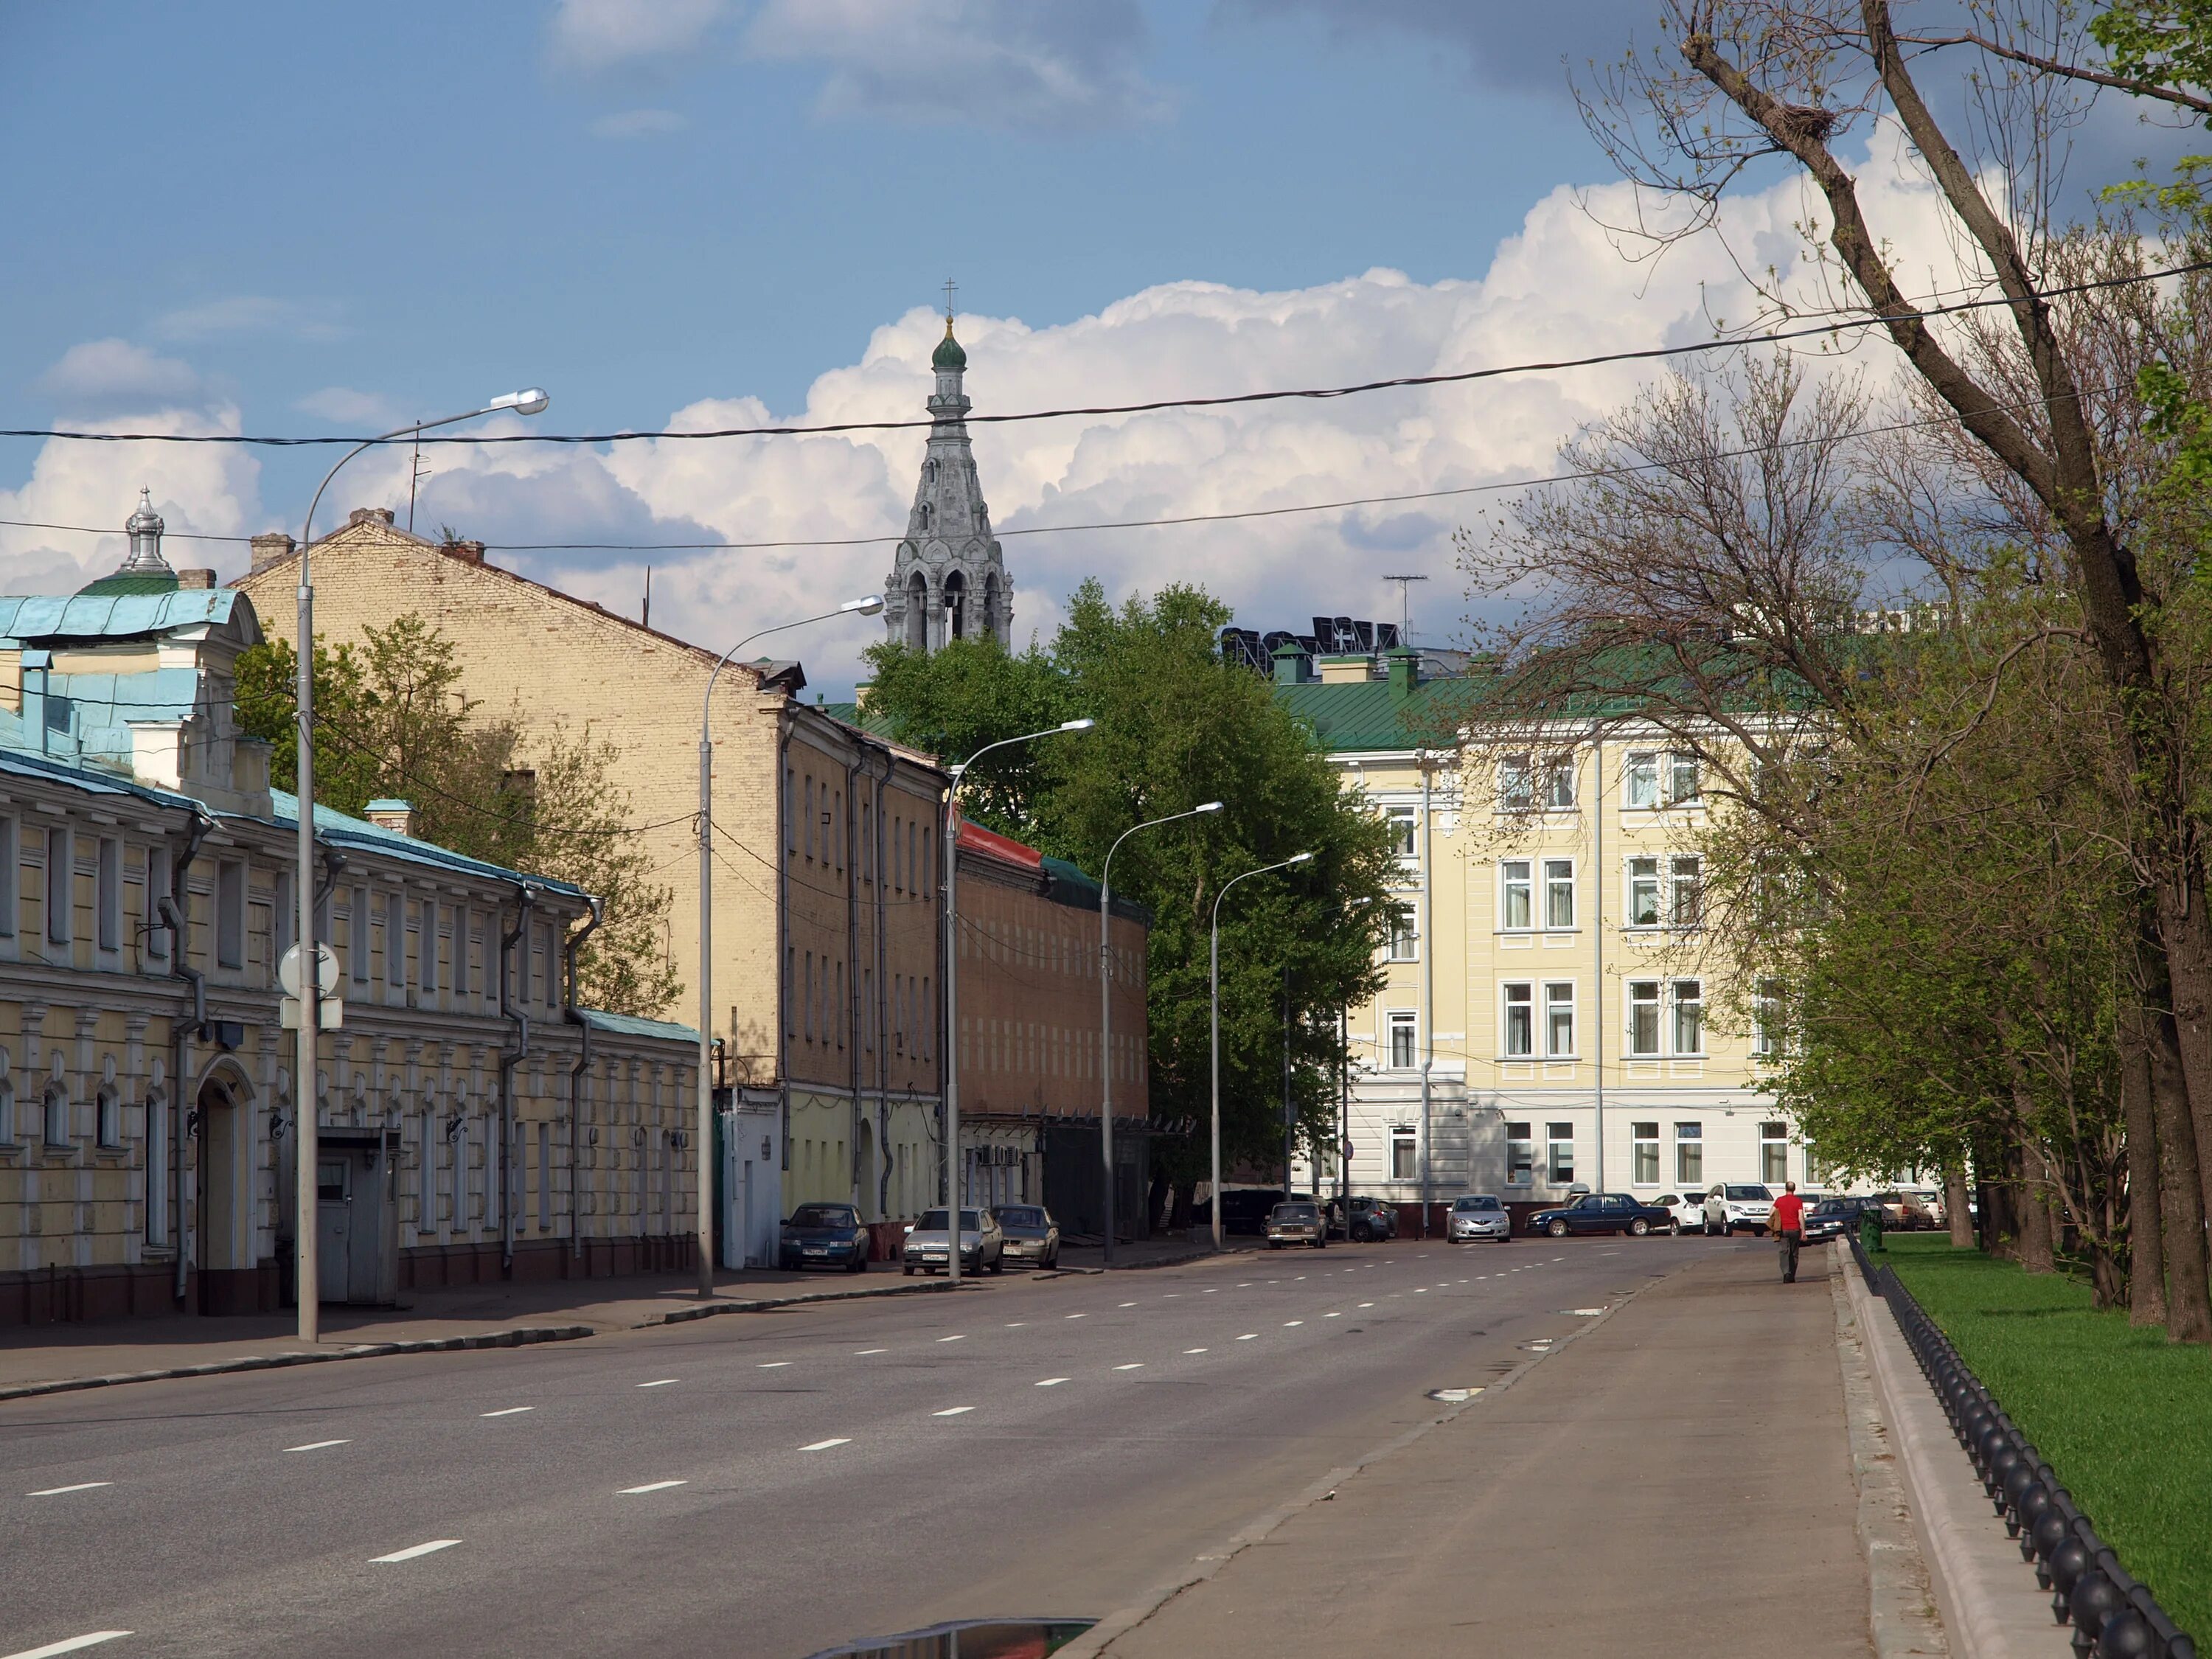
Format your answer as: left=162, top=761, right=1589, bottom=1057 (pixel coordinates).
left=1268, top=641, right=1792, bottom=1225
left=234, top=512, right=948, bottom=1262
left=0, top=506, right=697, bottom=1327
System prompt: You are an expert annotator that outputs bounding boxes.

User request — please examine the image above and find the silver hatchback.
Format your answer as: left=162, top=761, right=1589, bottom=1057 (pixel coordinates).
left=1448, top=1193, right=1512, bottom=1241
left=901, top=1208, right=1005, bottom=1275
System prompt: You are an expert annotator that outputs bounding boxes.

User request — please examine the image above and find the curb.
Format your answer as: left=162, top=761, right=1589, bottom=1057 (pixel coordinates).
left=634, top=1277, right=969, bottom=1326
left=0, top=1322, right=594, bottom=1403
left=1052, top=1256, right=1690, bottom=1659
left=1044, top=1245, right=1222, bottom=1277
left=1831, top=1256, right=1951, bottom=1657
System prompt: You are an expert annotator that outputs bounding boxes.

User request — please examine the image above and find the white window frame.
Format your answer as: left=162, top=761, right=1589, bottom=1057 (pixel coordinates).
left=1631, top=1121, right=1660, bottom=1186
left=1627, top=856, right=1660, bottom=928
left=1761, top=1121, right=1790, bottom=1185
left=384, top=891, right=406, bottom=988
left=1385, top=805, right=1417, bottom=860
left=1544, top=981, right=1576, bottom=1058
left=1386, top=904, right=1417, bottom=962
left=1499, top=860, right=1532, bottom=931
left=1669, top=855, right=1703, bottom=928
left=1668, top=751, right=1701, bottom=806
left=419, top=900, right=439, bottom=996
left=1385, top=1010, right=1418, bottom=1071
left=146, top=1085, right=167, bottom=1242
left=1672, top=978, right=1705, bottom=1056
left=1505, top=1121, right=1534, bottom=1186
left=349, top=886, right=369, bottom=982
left=1545, top=1121, right=1575, bottom=1185
left=43, top=1083, right=69, bottom=1147
left=1543, top=754, right=1576, bottom=810
left=1753, top=978, right=1784, bottom=1057
left=1627, top=980, right=1660, bottom=1057
left=1675, top=1121, right=1704, bottom=1186
left=1495, top=754, right=1534, bottom=813
left=1500, top=982, right=1534, bottom=1057
left=1624, top=751, right=1659, bottom=810
left=1391, top=1127, right=1416, bottom=1181
left=1543, top=857, right=1575, bottom=930
left=96, top=1085, right=119, bottom=1149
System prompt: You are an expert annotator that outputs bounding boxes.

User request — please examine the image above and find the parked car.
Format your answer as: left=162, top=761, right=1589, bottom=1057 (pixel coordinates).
left=1526, top=1192, right=1673, bottom=1238
left=1865, top=1191, right=1911, bottom=1230
left=1903, top=1189, right=1947, bottom=1230
left=1191, top=1188, right=1285, bottom=1237
left=1266, top=1200, right=1327, bottom=1249
left=1654, top=1192, right=1707, bottom=1234
left=1340, top=1195, right=1399, bottom=1242
left=1802, top=1198, right=1858, bottom=1242
left=1703, top=1183, right=1776, bottom=1236
left=1448, top=1193, right=1512, bottom=1242
left=779, top=1202, right=870, bottom=1273
left=902, top=1207, right=1004, bottom=1276
left=990, top=1204, right=1060, bottom=1269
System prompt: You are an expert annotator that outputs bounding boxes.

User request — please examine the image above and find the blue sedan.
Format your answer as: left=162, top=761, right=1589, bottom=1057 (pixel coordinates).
left=1525, top=1193, right=1672, bottom=1239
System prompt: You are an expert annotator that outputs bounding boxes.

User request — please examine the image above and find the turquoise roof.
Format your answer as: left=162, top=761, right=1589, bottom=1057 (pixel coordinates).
left=265, top=790, right=587, bottom=897
left=579, top=1008, right=700, bottom=1043
left=0, top=588, right=243, bottom=643
left=0, top=744, right=204, bottom=813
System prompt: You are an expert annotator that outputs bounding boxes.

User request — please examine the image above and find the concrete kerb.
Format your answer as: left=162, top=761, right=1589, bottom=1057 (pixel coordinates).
left=1830, top=1255, right=1951, bottom=1657
left=1052, top=1257, right=1692, bottom=1659
left=636, top=1277, right=967, bottom=1325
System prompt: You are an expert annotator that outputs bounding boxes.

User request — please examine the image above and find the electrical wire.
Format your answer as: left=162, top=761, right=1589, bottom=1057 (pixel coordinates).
left=4, top=255, right=2205, bottom=451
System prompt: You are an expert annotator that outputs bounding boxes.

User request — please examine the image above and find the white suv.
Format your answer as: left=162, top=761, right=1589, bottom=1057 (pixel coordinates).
left=1703, top=1183, right=1775, bottom=1236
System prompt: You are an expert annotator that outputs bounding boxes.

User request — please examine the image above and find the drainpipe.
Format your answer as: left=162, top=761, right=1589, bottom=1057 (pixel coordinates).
left=161, top=807, right=215, bottom=1304
left=845, top=749, right=864, bottom=1211
left=872, top=746, right=892, bottom=1220
left=563, top=895, right=605, bottom=1262
left=498, top=881, right=538, bottom=1274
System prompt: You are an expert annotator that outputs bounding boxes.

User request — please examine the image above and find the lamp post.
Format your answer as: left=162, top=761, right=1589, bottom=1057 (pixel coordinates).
left=697, top=595, right=884, bottom=1297
left=1100, top=800, right=1222, bottom=1265
left=1208, top=853, right=1312, bottom=1252
left=941, top=719, right=1093, bottom=1284
left=293, top=389, right=548, bottom=1343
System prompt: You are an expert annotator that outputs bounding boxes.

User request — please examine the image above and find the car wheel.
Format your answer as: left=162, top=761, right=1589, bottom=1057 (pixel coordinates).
left=990, top=1252, right=1004, bottom=1274
left=1668, top=1220, right=1682, bottom=1236
left=1547, top=1220, right=1568, bottom=1239
left=902, top=1263, right=914, bottom=1276
left=1631, top=1218, right=1650, bottom=1237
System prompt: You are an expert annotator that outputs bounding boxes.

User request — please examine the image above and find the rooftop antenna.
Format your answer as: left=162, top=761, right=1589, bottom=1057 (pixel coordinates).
left=643, top=566, right=652, bottom=630
left=406, top=428, right=433, bottom=535
left=1382, top=574, right=1428, bottom=643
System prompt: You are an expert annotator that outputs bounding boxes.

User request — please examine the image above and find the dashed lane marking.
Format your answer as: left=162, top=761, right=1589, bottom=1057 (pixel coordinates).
left=1065, top=1313, right=1088, bottom=1320
left=285, top=1440, right=350, bottom=1453
left=1358, top=1302, right=1375, bottom=1308
left=2, top=1633, right=134, bottom=1659
left=1119, top=1301, right=1138, bottom=1307
left=934, top=1335, right=965, bottom=1343
left=933, top=1407, right=976, bottom=1417
left=1284, top=1321, right=1304, bottom=1327
left=799, top=1439, right=852, bottom=1452
left=27, top=1484, right=111, bottom=1497
left=1114, top=1363, right=1144, bottom=1371
left=1036, top=1377, right=1071, bottom=1388
left=638, top=1379, right=681, bottom=1388
left=480, top=1407, right=534, bottom=1418
left=619, top=1481, right=689, bottom=1495
left=1184, top=1348, right=1208, bottom=1354
left=759, top=1361, right=794, bottom=1368
left=371, top=1540, right=461, bottom=1564
left=1324, top=1312, right=1342, bottom=1318
left=1004, top=1323, right=1026, bottom=1328
left=855, top=1349, right=888, bottom=1356
left=1237, top=1334, right=1258, bottom=1341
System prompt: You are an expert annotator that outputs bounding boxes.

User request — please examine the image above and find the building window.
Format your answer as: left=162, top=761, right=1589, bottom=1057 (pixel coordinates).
left=215, top=859, right=244, bottom=967
left=1804, top=1143, right=1827, bottom=1186
left=46, top=827, right=72, bottom=945
left=1388, top=904, right=1417, bottom=961
left=1624, top=751, right=1658, bottom=810
left=274, top=867, right=295, bottom=963
left=1627, top=980, right=1660, bottom=1057
left=921, top=829, right=932, bottom=897
left=803, top=776, right=815, bottom=863
left=1387, top=1011, right=1417, bottom=1069
left=804, top=953, right=815, bottom=1043
left=1500, top=860, right=1531, bottom=930
left=1675, top=1121, right=1704, bottom=1186
left=1543, top=858, right=1575, bottom=928
left=1632, top=1121, right=1660, bottom=1186
left=349, top=888, right=369, bottom=981
left=1496, top=754, right=1533, bottom=813
left=1544, top=754, right=1576, bottom=810
left=1672, top=979, right=1704, bottom=1054
left=1754, top=978, right=1784, bottom=1057
left=1506, top=1121, right=1534, bottom=1185
left=1501, top=984, right=1533, bottom=1057
left=96, top=1087, right=119, bottom=1148
left=1545, top=982, right=1575, bottom=1057
left=1669, top=752, right=1701, bottom=805
left=147, top=1087, right=167, bottom=1242
left=1385, top=806, right=1416, bottom=860
left=0, top=816, right=15, bottom=936
left=1669, top=856, right=1703, bottom=927
left=145, top=846, right=171, bottom=963
left=96, top=838, right=121, bottom=953
left=1628, top=856, right=1660, bottom=927
left=1761, top=1121, right=1790, bottom=1184
left=1391, top=1127, right=1416, bottom=1180
left=1547, top=1122, right=1575, bottom=1185
left=43, top=1085, right=69, bottom=1147
left=385, top=892, right=406, bottom=987
left=420, top=902, right=439, bottom=995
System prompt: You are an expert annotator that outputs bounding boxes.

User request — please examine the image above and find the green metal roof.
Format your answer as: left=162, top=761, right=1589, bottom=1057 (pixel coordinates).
left=933, top=323, right=967, bottom=370
left=578, top=1008, right=700, bottom=1043
left=0, top=588, right=245, bottom=643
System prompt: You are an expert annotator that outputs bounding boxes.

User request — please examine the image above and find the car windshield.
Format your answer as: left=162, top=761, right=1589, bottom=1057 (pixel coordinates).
left=1453, top=1196, right=1501, bottom=1212
left=789, top=1205, right=855, bottom=1228
left=996, top=1207, right=1046, bottom=1228
left=1726, top=1185, right=1773, bottom=1200
left=914, top=1210, right=982, bottom=1231
left=1272, top=1204, right=1319, bottom=1222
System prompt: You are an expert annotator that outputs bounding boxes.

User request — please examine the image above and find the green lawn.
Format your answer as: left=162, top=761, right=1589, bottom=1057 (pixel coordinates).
left=1881, top=1236, right=2212, bottom=1641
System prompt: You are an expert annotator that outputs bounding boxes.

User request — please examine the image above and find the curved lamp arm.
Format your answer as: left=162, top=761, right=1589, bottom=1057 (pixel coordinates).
left=1104, top=800, right=1224, bottom=893
left=1211, top=851, right=1315, bottom=930
left=701, top=595, right=886, bottom=730
left=302, top=390, right=549, bottom=552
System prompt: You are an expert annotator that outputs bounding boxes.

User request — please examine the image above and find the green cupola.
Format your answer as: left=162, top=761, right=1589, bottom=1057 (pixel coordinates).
left=932, top=316, right=967, bottom=371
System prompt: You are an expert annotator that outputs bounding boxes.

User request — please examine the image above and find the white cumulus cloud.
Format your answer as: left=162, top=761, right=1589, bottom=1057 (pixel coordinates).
left=38, top=339, right=202, bottom=408
left=547, top=0, right=728, bottom=71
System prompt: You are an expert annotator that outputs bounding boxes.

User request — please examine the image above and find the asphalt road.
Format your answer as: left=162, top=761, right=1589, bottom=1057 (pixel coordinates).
left=1, top=1234, right=1734, bottom=1658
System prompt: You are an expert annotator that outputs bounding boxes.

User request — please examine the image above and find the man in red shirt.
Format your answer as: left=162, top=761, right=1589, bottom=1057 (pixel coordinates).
left=1770, top=1181, right=1807, bottom=1282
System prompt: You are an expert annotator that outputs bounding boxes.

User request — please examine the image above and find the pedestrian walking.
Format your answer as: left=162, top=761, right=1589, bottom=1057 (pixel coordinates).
left=1770, top=1180, right=1806, bottom=1283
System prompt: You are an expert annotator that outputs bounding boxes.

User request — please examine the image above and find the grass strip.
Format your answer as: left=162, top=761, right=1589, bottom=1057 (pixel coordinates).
left=1881, top=1234, right=2212, bottom=1640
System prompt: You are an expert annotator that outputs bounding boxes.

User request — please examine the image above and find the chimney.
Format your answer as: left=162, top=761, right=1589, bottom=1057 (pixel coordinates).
left=250, top=532, right=296, bottom=572
left=348, top=507, right=396, bottom=527
left=440, top=538, right=487, bottom=565
left=1270, top=639, right=1311, bottom=686
left=177, top=569, right=215, bottom=591
left=364, top=799, right=415, bottom=837
left=1385, top=644, right=1419, bottom=702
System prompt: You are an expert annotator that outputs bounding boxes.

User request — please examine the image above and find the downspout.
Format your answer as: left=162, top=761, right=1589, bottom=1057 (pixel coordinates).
left=563, top=895, right=605, bottom=1262
left=161, top=807, right=215, bottom=1304
left=776, top=708, right=793, bottom=1247
left=845, top=750, right=863, bottom=1210
left=498, top=881, right=539, bottom=1274
left=873, top=748, right=892, bottom=1220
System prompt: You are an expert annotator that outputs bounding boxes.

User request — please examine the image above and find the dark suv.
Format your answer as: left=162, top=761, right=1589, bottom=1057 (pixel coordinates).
left=1338, top=1195, right=1399, bottom=1242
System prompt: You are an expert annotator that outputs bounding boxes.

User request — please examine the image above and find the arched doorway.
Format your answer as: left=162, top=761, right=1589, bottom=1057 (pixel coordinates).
left=192, top=1065, right=262, bottom=1315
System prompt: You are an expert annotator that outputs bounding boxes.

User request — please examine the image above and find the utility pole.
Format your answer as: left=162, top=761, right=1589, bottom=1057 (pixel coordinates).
left=1282, top=964, right=1293, bottom=1194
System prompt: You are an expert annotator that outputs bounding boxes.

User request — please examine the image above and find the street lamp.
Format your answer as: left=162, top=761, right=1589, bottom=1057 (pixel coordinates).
left=1209, top=853, right=1312, bottom=1252
left=293, top=390, right=549, bottom=1344
left=1100, top=800, right=1222, bottom=1265
left=941, top=718, right=1093, bottom=1284
left=697, top=595, right=883, bottom=1297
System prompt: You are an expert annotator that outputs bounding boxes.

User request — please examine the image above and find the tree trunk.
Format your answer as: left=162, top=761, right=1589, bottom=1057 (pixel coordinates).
left=1146, top=1166, right=1171, bottom=1235
left=2124, top=1032, right=2168, bottom=1328
left=2152, top=877, right=2212, bottom=1236
left=1169, top=1180, right=1194, bottom=1232
left=1985, top=1173, right=2017, bottom=1261
left=2017, top=1139, right=2057, bottom=1273
left=1944, top=1167, right=1975, bottom=1249
left=2150, top=1004, right=2212, bottom=1343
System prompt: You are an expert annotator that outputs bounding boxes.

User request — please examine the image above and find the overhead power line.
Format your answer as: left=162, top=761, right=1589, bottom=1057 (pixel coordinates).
left=3, top=256, right=2205, bottom=451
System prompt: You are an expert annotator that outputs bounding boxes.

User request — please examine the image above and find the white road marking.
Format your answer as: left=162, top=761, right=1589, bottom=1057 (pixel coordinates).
left=934, top=1335, right=965, bottom=1343
left=27, top=1483, right=111, bottom=1497
left=1284, top=1320, right=1304, bottom=1327
left=1568, top=1307, right=1607, bottom=1316
left=1203, top=1288, right=1219, bottom=1294
left=759, top=1361, right=794, bottom=1368
left=1114, top=1363, right=1144, bottom=1371
left=1237, top=1282, right=1253, bottom=1287
left=285, top=1439, right=350, bottom=1453
left=371, top=1540, right=461, bottom=1563
left=3, top=1632, right=134, bottom=1658
left=1414, top=1288, right=1427, bottom=1294
left=1163, top=1293, right=1180, bottom=1298
left=480, top=1407, right=534, bottom=1418
left=1324, top=1312, right=1342, bottom=1318
left=1295, top=1276, right=1307, bottom=1281
left=619, top=1480, right=689, bottom=1495
left=638, top=1379, right=681, bottom=1388
left=933, top=1406, right=976, bottom=1416
left=855, top=1349, right=888, bottom=1355
left=1237, top=1333, right=1258, bottom=1341
left=1358, top=1301, right=1375, bottom=1308
left=1065, top=1312, right=1088, bottom=1320
left=799, top=1439, right=851, bottom=1452
left=1552, top=1256, right=1565, bottom=1262
left=1184, top=1347, right=1208, bottom=1354
left=1004, top=1323, right=1026, bottom=1328
left=1036, top=1377, right=1071, bottom=1387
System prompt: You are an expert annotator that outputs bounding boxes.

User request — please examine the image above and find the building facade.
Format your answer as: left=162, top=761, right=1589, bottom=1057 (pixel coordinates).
left=1266, top=641, right=1793, bottom=1222
left=0, top=512, right=697, bottom=1326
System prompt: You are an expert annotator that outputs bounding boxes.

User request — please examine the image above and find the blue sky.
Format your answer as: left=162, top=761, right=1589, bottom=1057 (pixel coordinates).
left=0, top=1, right=2180, bottom=692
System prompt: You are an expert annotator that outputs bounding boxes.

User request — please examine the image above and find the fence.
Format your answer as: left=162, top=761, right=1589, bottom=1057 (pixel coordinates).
left=1849, top=1236, right=2196, bottom=1658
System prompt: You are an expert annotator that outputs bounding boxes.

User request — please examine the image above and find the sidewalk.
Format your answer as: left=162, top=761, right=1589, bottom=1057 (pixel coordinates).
left=1080, top=1245, right=1883, bottom=1657
left=0, top=1234, right=1234, bottom=1399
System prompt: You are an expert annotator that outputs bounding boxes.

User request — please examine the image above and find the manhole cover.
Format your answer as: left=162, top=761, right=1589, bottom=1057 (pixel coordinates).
left=804, top=1619, right=1096, bottom=1659
left=1427, top=1386, right=1485, bottom=1402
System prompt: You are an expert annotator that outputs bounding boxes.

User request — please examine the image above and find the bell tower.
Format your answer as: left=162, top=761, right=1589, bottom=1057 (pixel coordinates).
left=883, top=285, right=1012, bottom=653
